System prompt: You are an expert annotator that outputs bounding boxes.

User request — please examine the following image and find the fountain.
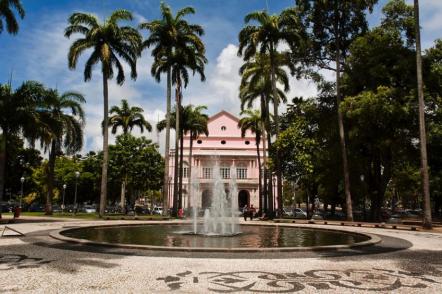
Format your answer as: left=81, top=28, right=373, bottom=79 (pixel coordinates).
left=56, top=161, right=378, bottom=252
left=191, top=161, right=240, bottom=236
left=191, top=168, right=199, bottom=234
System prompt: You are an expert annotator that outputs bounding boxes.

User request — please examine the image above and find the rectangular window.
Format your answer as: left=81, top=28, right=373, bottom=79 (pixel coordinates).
left=182, top=167, right=189, bottom=178
left=237, top=168, right=247, bottom=179
left=220, top=167, right=230, bottom=179
left=202, top=167, right=212, bottom=179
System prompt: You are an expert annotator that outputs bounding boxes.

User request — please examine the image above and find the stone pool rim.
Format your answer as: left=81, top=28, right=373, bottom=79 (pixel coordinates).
left=50, top=222, right=381, bottom=253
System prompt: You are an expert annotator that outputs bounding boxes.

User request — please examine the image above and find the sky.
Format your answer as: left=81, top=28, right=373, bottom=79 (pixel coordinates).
left=1, top=0, right=441, bottom=155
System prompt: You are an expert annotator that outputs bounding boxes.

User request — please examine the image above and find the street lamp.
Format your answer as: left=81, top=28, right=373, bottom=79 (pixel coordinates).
left=62, top=184, right=67, bottom=213
left=20, top=176, right=25, bottom=208
left=360, top=174, right=366, bottom=221
left=167, top=176, right=172, bottom=215
left=272, top=176, right=276, bottom=216
left=74, top=171, right=80, bottom=214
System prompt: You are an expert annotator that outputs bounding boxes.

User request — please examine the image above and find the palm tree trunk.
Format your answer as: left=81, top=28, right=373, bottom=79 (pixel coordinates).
left=269, top=45, right=283, bottom=217
left=260, top=95, right=268, bottom=213
left=0, top=131, right=7, bottom=207
left=264, top=95, right=273, bottom=214
left=172, top=83, right=181, bottom=216
left=179, top=127, right=184, bottom=209
left=267, top=133, right=273, bottom=214
left=120, top=174, right=126, bottom=213
left=45, top=139, right=57, bottom=215
left=262, top=128, right=268, bottom=213
left=99, top=75, right=109, bottom=218
left=188, top=135, right=194, bottom=209
left=162, top=69, right=172, bottom=215
left=334, top=6, right=353, bottom=222
left=256, top=134, right=262, bottom=214
left=414, top=0, right=432, bottom=229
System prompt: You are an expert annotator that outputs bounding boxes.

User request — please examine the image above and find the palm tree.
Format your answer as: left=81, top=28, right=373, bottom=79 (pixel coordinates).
left=414, top=0, right=432, bottom=229
left=36, top=89, right=85, bottom=215
left=181, top=105, right=208, bottom=208
left=239, top=53, right=289, bottom=213
left=238, top=109, right=264, bottom=213
left=0, top=81, right=43, bottom=208
left=238, top=9, right=302, bottom=216
left=140, top=3, right=206, bottom=215
left=157, top=104, right=209, bottom=209
left=65, top=10, right=141, bottom=217
left=106, top=98, right=151, bottom=212
left=107, top=99, right=152, bottom=135
left=0, top=0, right=25, bottom=35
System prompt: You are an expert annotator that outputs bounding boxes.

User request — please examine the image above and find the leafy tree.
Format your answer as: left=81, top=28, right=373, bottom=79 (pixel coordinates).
left=140, top=3, right=206, bottom=214
left=0, top=0, right=24, bottom=35
left=4, top=136, right=41, bottom=205
left=106, top=98, right=151, bottom=212
left=65, top=9, right=142, bottom=217
left=109, top=134, right=164, bottom=206
left=296, top=0, right=378, bottom=221
left=341, top=87, right=413, bottom=220
left=426, top=40, right=442, bottom=217
left=238, top=8, right=304, bottom=216
left=0, top=81, right=45, bottom=207
left=36, top=88, right=85, bottom=215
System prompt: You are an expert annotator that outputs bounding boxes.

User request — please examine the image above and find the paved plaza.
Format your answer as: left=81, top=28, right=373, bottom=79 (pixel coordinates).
left=1, top=218, right=442, bottom=293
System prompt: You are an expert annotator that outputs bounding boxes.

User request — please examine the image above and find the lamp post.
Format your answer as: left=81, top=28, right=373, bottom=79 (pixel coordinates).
left=20, top=176, right=25, bottom=208
left=360, top=174, right=366, bottom=221
left=62, top=184, right=67, bottom=214
left=272, top=176, right=276, bottom=216
left=167, top=176, right=172, bottom=215
left=74, top=171, right=80, bottom=215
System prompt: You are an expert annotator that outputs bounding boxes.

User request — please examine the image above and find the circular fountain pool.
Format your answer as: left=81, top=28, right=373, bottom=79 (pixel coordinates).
left=56, top=224, right=378, bottom=252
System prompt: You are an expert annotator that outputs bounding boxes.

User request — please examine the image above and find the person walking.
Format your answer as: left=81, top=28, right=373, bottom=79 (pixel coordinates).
left=243, top=205, right=248, bottom=221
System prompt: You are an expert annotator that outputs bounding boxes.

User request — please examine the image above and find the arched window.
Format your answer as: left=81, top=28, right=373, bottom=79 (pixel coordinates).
left=221, top=126, right=226, bottom=131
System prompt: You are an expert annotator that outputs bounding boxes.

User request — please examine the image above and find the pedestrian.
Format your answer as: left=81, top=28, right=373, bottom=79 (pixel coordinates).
left=250, top=205, right=256, bottom=220
left=243, top=205, right=248, bottom=221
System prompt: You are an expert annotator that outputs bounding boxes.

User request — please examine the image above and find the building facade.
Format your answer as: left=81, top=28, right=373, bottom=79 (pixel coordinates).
left=167, top=110, right=269, bottom=211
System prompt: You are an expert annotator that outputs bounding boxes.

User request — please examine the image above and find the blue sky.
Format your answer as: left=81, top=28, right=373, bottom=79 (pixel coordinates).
left=1, top=0, right=441, bottom=153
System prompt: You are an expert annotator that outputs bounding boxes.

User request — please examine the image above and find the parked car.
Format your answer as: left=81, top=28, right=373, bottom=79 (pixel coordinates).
left=0, top=201, right=12, bottom=213
left=82, top=205, right=96, bottom=213
left=135, top=205, right=150, bottom=215
left=282, top=207, right=293, bottom=217
left=153, top=207, right=164, bottom=215
left=105, top=205, right=120, bottom=214
left=65, top=204, right=75, bottom=213
left=28, top=203, right=44, bottom=212
left=52, top=205, right=62, bottom=213
left=324, top=211, right=346, bottom=220
left=311, top=213, right=324, bottom=220
left=293, top=208, right=307, bottom=218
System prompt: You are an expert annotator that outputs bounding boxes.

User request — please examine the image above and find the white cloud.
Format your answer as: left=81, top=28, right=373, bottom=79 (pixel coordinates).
left=185, top=44, right=318, bottom=117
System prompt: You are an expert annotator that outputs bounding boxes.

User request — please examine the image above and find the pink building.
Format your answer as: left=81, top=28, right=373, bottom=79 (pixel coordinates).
left=167, top=110, right=269, bottom=211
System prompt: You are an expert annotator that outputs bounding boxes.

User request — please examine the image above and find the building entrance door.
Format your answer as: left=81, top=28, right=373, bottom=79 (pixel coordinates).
left=238, top=190, right=249, bottom=209
left=202, top=190, right=212, bottom=209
